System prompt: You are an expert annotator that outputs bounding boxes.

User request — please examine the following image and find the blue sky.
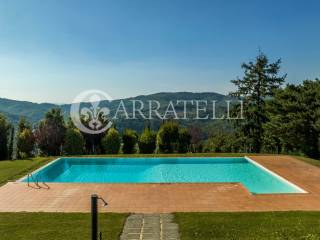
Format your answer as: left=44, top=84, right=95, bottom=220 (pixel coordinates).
left=0, top=0, right=319, bottom=103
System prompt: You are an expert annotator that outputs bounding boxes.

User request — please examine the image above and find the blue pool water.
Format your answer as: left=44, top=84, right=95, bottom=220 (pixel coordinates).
left=23, top=157, right=305, bottom=194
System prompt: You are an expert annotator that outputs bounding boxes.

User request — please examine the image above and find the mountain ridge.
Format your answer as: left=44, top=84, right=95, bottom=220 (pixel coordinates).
left=0, top=92, right=231, bottom=132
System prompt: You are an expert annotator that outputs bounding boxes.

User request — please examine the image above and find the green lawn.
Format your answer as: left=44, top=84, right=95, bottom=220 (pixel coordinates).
left=294, top=156, right=320, bottom=168
left=0, top=213, right=127, bottom=240
left=0, top=157, right=54, bottom=186
left=175, top=212, right=320, bottom=240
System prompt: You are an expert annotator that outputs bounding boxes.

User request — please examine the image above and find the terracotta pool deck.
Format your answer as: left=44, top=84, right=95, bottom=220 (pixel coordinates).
left=0, top=155, right=320, bottom=213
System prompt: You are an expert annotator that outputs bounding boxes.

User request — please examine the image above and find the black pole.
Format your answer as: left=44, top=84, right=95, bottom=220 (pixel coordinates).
left=91, top=194, right=98, bottom=240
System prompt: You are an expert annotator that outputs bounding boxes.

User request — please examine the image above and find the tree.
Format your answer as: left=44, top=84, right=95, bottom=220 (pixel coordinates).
left=122, top=129, right=138, bottom=154
left=230, top=53, right=286, bottom=153
left=138, top=128, right=156, bottom=154
left=204, top=131, right=238, bottom=153
left=264, top=79, right=320, bottom=158
left=0, top=114, right=10, bottom=160
left=262, top=120, right=282, bottom=154
left=7, top=126, right=14, bottom=159
left=177, top=128, right=191, bottom=153
left=76, top=115, right=107, bottom=154
left=18, top=117, right=31, bottom=133
left=16, top=117, right=35, bottom=159
left=157, top=121, right=179, bottom=153
left=63, top=128, right=85, bottom=155
left=35, top=108, right=66, bottom=156
left=188, top=125, right=204, bottom=153
left=17, top=128, right=35, bottom=159
left=101, top=128, right=121, bottom=154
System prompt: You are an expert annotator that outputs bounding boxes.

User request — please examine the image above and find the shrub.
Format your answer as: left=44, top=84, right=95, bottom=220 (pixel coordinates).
left=101, top=128, right=121, bottom=154
left=63, top=128, right=85, bottom=155
left=122, top=129, right=138, bottom=154
left=139, top=128, right=156, bottom=154
left=178, top=128, right=191, bottom=153
left=157, top=121, right=179, bottom=153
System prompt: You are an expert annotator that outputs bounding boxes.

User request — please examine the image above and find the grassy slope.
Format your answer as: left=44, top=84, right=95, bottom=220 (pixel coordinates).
left=175, top=212, right=320, bottom=240
left=0, top=213, right=127, bottom=240
left=0, top=157, right=54, bottom=186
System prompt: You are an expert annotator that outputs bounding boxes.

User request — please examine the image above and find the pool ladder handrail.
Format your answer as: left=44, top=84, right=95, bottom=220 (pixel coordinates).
left=27, top=173, right=40, bottom=188
left=27, top=173, right=50, bottom=189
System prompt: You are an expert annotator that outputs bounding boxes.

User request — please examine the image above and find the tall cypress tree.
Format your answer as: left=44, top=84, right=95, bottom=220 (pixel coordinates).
left=7, top=126, right=14, bottom=160
left=230, top=53, right=286, bottom=153
left=0, top=114, right=10, bottom=160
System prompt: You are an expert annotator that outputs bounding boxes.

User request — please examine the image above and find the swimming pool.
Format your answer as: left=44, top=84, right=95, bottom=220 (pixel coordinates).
left=22, top=157, right=306, bottom=194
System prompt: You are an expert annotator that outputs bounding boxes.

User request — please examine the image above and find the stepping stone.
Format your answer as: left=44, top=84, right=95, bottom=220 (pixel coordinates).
left=120, top=213, right=180, bottom=240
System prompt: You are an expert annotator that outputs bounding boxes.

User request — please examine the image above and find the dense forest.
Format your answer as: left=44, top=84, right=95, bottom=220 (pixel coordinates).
left=0, top=53, right=319, bottom=159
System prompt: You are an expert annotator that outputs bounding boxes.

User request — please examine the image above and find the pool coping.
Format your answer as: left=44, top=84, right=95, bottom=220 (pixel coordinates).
left=244, top=156, right=307, bottom=194
left=18, top=156, right=307, bottom=195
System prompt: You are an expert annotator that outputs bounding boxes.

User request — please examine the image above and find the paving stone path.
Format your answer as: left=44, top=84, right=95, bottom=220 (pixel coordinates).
left=120, top=214, right=180, bottom=240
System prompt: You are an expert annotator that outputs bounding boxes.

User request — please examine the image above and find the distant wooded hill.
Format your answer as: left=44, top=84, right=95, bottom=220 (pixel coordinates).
left=0, top=92, right=234, bottom=134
